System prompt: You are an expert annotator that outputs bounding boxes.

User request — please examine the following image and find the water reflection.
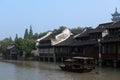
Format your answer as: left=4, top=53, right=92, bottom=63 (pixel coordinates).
left=0, top=61, right=120, bottom=80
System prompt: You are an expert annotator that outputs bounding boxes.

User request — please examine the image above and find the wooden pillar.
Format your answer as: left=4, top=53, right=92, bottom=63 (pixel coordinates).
left=95, top=59, right=98, bottom=65
left=99, top=59, right=102, bottom=67
left=38, top=57, right=40, bottom=61
left=113, top=60, right=117, bottom=68
left=48, top=57, right=50, bottom=62
left=83, top=47, right=85, bottom=57
left=43, top=57, right=45, bottom=61
left=98, top=39, right=102, bottom=67
left=53, top=47, right=56, bottom=62
left=61, top=57, right=64, bottom=62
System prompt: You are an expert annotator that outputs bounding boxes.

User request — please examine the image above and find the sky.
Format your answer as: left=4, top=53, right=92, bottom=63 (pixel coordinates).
left=0, top=0, right=119, bottom=40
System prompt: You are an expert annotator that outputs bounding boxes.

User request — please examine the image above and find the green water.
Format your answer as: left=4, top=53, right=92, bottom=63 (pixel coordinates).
left=0, top=60, right=120, bottom=80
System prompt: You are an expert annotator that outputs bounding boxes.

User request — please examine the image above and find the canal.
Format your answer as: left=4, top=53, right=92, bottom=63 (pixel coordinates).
left=0, top=60, right=120, bottom=80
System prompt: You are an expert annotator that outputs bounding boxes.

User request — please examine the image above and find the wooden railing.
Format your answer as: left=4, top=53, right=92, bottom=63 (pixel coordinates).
left=39, top=53, right=53, bottom=57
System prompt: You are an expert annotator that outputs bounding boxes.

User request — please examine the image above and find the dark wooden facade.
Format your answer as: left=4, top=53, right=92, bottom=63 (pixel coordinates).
left=37, top=29, right=74, bottom=62
left=37, top=33, right=56, bottom=61
left=54, top=21, right=120, bottom=67
left=55, top=36, right=74, bottom=61
left=4, top=44, right=18, bottom=60
left=73, top=29, right=100, bottom=59
left=68, top=21, right=120, bottom=67
left=36, top=21, right=120, bottom=67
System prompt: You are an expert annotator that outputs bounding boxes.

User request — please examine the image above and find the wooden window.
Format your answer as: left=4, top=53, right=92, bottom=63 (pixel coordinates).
left=107, top=44, right=116, bottom=54
left=50, top=48, right=53, bottom=53
left=112, top=45, right=116, bottom=53
left=118, top=45, right=120, bottom=54
left=60, top=47, right=63, bottom=53
left=102, top=45, right=106, bottom=54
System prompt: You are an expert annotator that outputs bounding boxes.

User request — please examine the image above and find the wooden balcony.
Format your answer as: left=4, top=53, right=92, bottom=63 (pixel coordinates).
left=101, top=54, right=117, bottom=60
left=85, top=53, right=99, bottom=58
left=39, top=53, right=53, bottom=57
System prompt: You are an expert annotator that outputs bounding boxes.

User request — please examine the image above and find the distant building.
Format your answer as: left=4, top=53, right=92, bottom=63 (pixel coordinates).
left=34, top=9, right=120, bottom=67
left=72, top=21, right=120, bottom=67
left=111, top=8, right=120, bottom=22
left=36, top=28, right=73, bottom=62
left=4, top=43, right=19, bottom=60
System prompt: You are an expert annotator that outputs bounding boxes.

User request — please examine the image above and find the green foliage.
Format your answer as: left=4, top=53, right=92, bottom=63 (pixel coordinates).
left=32, top=26, right=86, bottom=39
left=24, top=25, right=33, bottom=39
left=84, top=26, right=93, bottom=29
left=15, top=38, right=36, bottom=58
left=32, top=26, right=67, bottom=40
left=0, top=25, right=92, bottom=58
left=33, top=33, right=39, bottom=40
left=28, top=25, right=33, bottom=39
left=9, top=37, right=13, bottom=42
left=14, top=34, right=18, bottom=41
left=70, top=27, right=84, bottom=35
left=38, top=32, right=48, bottom=38
left=0, top=38, right=13, bottom=53
left=53, top=26, right=67, bottom=34
left=24, top=29, right=29, bottom=39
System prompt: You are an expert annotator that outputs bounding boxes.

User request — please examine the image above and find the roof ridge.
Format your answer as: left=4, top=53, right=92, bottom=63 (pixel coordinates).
left=74, top=29, right=87, bottom=38
left=52, top=28, right=72, bottom=45
left=36, top=31, right=52, bottom=42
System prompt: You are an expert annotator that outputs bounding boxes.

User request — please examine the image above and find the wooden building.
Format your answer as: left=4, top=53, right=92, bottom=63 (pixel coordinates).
left=35, top=8, right=120, bottom=67
left=36, top=21, right=120, bottom=66
left=36, top=28, right=73, bottom=62
left=73, top=29, right=99, bottom=59
left=55, top=35, right=74, bottom=61
left=100, top=21, right=120, bottom=67
left=72, top=21, right=120, bottom=67
left=4, top=44, right=19, bottom=60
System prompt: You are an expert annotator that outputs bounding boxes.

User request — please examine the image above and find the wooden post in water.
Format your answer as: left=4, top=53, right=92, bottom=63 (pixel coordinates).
left=43, top=57, right=45, bottom=61
left=113, top=60, right=117, bottom=68
left=53, top=47, right=56, bottom=62
left=61, top=57, right=64, bottom=62
left=98, top=39, right=102, bottom=67
left=48, top=57, right=50, bottom=62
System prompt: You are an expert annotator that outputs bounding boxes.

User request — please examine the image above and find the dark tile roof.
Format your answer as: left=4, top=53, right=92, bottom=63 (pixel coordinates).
left=42, top=32, right=58, bottom=41
left=102, top=37, right=120, bottom=43
left=75, top=29, right=93, bottom=38
left=108, top=21, right=120, bottom=29
left=55, top=35, right=74, bottom=46
left=38, top=39, right=52, bottom=47
left=96, top=21, right=120, bottom=29
left=37, top=32, right=61, bottom=47
left=89, top=22, right=117, bottom=33
left=37, top=21, right=120, bottom=47
left=71, top=39, right=98, bottom=46
left=38, top=44, right=51, bottom=47
left=96, top=22, right=113, bottom=29
left=88, top=28, right=103, bottom=33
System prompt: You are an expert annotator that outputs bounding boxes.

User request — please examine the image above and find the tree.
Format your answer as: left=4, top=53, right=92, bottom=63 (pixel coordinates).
left=24, top=28, right=29, bottom=39
left=84, top=26, right=93, bottom=29
left=38, top=32, right=48, bottom=38
left=9, top=36, right=12, bottom=42
left=71, top=27, right=84, bottom=35
left=33, top=33, right=39, bottom=40
left=15, top=38, right=36, bottom=58
left=14, top=34, right=18, bottom=41
left=53, top=26, right=67, bottom=34
left=0, top=38, right=13, bottom=53
left=28, top=25, right=33, bottom=39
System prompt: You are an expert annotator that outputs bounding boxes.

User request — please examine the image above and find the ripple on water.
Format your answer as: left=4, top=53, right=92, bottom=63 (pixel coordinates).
left=0, top=61, right=120, bottom=80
